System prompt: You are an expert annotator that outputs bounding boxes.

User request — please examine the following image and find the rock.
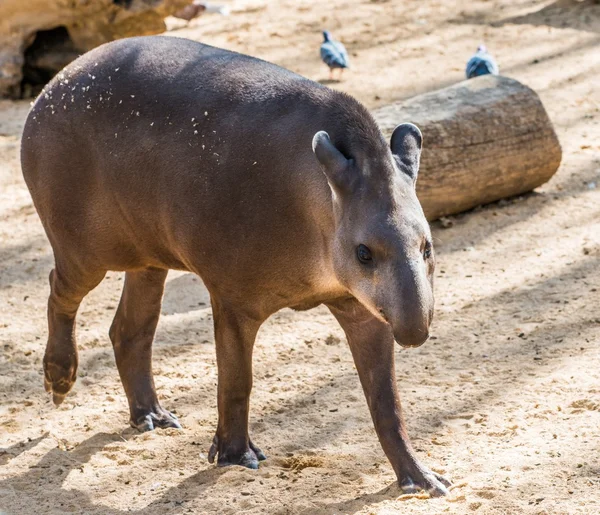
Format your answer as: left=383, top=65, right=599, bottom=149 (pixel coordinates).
left=0, top=0, right=192, bottom=98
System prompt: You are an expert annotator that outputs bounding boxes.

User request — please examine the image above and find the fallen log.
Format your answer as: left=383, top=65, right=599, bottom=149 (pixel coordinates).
left=373, top=75, right=562, bottom=221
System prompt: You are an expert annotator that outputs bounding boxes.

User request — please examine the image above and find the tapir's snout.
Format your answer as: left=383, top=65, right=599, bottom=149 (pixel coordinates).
left=381, top=261, right=434, bottom=349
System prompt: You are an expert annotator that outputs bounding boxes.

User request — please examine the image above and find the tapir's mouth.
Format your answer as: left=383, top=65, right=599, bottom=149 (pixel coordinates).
left=377, top=308, right=389, bottom=323
left=395, top=336, right=429, bottom=349
left=392, top=321, right=430, bottom=348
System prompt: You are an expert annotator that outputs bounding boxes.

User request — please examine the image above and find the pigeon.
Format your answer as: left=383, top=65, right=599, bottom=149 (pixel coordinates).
left=465, top=45, right=499, bottom=79
left=320, top=30, right=350, bottom=80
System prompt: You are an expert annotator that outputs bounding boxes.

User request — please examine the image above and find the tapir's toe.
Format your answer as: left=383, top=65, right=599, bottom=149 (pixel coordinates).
left=51, top=392, right=67, bottom=406
left=399, top=468, right=451, bottom=497
left=131, top=409, right=182, bottom=432
left=250, top=440, right=267, bottom=461
left=44, top=376, right=73, bottom=406
left=432, top=471, right=452, bottom=488
left=44, top=361, right=77, bottom=406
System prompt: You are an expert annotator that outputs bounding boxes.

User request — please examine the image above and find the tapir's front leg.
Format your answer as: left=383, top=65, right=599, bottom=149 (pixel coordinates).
left=208, top=299, right=267, bottom=469
left=327, top=298, right=450, bottom=497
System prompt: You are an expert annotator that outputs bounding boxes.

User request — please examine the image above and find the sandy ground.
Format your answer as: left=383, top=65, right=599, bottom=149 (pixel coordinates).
left=1, top=0, right=600, bottom=513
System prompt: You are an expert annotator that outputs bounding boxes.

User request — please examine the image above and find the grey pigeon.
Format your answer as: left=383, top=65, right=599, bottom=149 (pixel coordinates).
left=466, top=45, right=499, bottom=79
left=320, top=30, right=349, bottom=80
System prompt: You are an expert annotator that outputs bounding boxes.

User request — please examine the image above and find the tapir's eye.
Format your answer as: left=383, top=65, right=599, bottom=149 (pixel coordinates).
left=423, top=241, right=433, bottom=260
left=356, top=244, right=372, bottom=264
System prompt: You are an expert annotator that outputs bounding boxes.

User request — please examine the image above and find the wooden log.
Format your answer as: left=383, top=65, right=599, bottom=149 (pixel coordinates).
left=373, top=75, right=562, bottom=221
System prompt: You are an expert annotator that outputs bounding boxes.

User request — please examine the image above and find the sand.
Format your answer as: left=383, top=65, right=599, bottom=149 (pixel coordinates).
left=1, top=0, right=599, bottom=513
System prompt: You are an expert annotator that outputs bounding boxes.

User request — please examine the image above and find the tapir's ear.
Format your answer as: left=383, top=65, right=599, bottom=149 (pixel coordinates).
left=390, top=123, right=422, bottom=183
left=312, top=131, right=352, bottom=192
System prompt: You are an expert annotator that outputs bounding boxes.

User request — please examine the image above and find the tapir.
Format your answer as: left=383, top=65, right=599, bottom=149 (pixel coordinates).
left=21, top=36, right=449, bottom=495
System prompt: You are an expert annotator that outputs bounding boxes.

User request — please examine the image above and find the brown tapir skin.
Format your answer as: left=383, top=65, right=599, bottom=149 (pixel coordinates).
left=21, top=36, right=449, bottom=495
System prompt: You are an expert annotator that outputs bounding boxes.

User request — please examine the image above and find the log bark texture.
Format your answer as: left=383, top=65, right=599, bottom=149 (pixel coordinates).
left=373, top=75, right=562, bottom=221
left=0, top=0, right=191, bottom=98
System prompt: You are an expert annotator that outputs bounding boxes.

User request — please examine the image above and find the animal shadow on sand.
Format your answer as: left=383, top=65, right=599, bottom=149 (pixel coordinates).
left=0, top=432, right=228, bottom=514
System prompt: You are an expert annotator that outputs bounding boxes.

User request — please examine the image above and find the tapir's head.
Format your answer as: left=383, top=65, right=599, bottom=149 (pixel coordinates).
left=313, top=123, right=434, bottom=348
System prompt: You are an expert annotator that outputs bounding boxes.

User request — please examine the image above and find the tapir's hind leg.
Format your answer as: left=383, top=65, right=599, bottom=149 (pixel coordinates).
left=109, top=267, right=180, bottom=431
left=44, top=263, right=106, bottom=405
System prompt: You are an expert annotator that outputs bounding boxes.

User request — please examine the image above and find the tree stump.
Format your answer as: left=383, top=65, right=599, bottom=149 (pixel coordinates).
left=373, top=75, right=562, bottom=221
left=0, top=0, right=192, bottom=99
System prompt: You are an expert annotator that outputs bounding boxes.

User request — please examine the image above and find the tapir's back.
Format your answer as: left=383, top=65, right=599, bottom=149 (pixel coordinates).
left=21, top=36, right=379, bottom=303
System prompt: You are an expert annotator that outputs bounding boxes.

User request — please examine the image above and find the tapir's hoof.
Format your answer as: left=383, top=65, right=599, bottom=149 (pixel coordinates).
left=51, top=391, right=67, bottom=406
left=207, top=435, right=266, bottom=469
left=131, top=409, right=182, bottom=432
left=221, top=450, right=260, bottom=469
left=399, top=468, right=451, bottom=497
left=44, top=363, right=76, bottom=406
